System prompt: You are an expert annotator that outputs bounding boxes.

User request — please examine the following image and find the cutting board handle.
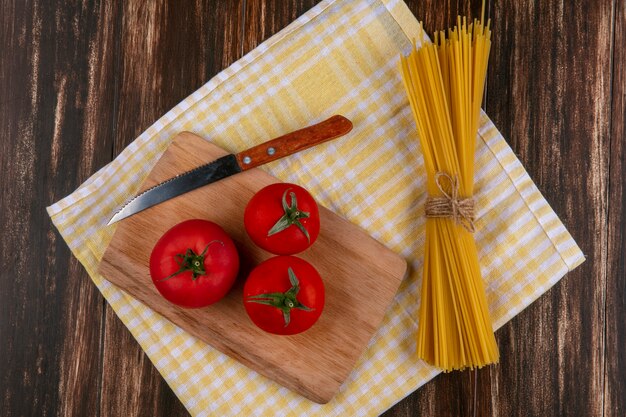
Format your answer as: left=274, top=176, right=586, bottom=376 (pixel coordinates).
left=235, top=115, right=353, bottom=170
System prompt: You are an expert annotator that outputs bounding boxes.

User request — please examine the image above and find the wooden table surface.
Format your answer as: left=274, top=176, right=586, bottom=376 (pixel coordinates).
left=1, top=1, right=623, bottom=416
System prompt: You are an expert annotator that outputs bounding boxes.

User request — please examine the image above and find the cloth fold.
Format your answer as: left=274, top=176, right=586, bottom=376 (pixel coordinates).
left=48, top=0, right=584, bottom=415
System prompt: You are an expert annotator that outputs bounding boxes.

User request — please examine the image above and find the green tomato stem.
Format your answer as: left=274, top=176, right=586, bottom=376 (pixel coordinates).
left=266, top=189, right=311, bottom=242
left=159, top=240, right=223, bottom=282
left=245, top=267, right=313, bottom=327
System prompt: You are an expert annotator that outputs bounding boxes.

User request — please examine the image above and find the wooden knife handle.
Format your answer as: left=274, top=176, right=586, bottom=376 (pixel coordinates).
left=235, top=115, right=353, bottom=171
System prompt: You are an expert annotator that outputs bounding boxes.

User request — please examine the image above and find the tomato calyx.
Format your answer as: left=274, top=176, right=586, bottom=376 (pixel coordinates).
left=267, top=189, right=311, bottom=243
left=159, top=240, right=224, bottom=281
left=245, top=267, right=313, bottom=327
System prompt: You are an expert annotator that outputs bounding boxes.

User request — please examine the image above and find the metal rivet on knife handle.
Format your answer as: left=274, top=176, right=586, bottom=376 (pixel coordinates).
left=243, top=156, right=252, bottom=164
left=235, top=115, right=353, bottom=171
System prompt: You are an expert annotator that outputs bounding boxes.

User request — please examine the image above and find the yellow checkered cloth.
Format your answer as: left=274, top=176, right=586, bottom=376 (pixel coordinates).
left=47, top=0, right=584, bottom=415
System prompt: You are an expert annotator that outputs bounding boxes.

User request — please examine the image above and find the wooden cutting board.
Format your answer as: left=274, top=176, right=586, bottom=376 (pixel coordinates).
left=98, top=132, right=407, bottom=403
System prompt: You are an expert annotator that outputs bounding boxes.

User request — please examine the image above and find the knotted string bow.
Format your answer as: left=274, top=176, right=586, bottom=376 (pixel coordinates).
left=425, top=172, right=476, bottom=233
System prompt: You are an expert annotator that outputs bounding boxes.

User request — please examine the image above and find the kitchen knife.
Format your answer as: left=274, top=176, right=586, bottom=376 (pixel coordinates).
left=107, top=115, right=353, bottom=225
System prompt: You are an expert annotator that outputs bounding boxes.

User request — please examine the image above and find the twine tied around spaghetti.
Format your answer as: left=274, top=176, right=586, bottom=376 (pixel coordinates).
left=425, top=172, right=476, bottom=233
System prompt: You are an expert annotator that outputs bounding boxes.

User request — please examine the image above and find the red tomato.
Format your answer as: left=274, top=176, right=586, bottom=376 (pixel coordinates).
left=244, top=183, right=320, bottom=255
left=149, top=219, right=239, bottom=308
left=243, top=256, right=324, bottom=335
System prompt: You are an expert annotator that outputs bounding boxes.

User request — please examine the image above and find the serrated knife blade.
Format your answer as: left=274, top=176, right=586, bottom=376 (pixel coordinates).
left=107, top=115, right=353, bottom=225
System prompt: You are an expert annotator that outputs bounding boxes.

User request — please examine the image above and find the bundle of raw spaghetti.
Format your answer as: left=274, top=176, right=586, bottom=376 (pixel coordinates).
left=398, top=5, right=499, bottom=371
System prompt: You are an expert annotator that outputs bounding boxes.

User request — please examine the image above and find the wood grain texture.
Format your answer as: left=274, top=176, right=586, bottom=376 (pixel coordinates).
left=243, top=0, right=320, bottom=52
left=605, top=0, right=625, bottom=415
left=99, top=132, right=406, bottom=404
left=474, top=0, right=612, bottom=416
left=0, top=0, right=115, bottom=416
left=1, top=0, right=623, bottom=416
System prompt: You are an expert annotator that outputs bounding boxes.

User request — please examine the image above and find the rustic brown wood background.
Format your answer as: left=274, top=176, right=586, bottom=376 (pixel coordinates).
left=0, top=0, right=622, bottom=416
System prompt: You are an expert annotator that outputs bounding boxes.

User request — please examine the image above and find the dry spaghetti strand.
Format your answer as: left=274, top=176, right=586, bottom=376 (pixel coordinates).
left=398, top=1, right=499, bottom=371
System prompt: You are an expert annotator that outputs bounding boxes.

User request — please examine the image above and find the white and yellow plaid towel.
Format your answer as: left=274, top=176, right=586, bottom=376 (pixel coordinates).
left=47, top=0, right=584, bottom=415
